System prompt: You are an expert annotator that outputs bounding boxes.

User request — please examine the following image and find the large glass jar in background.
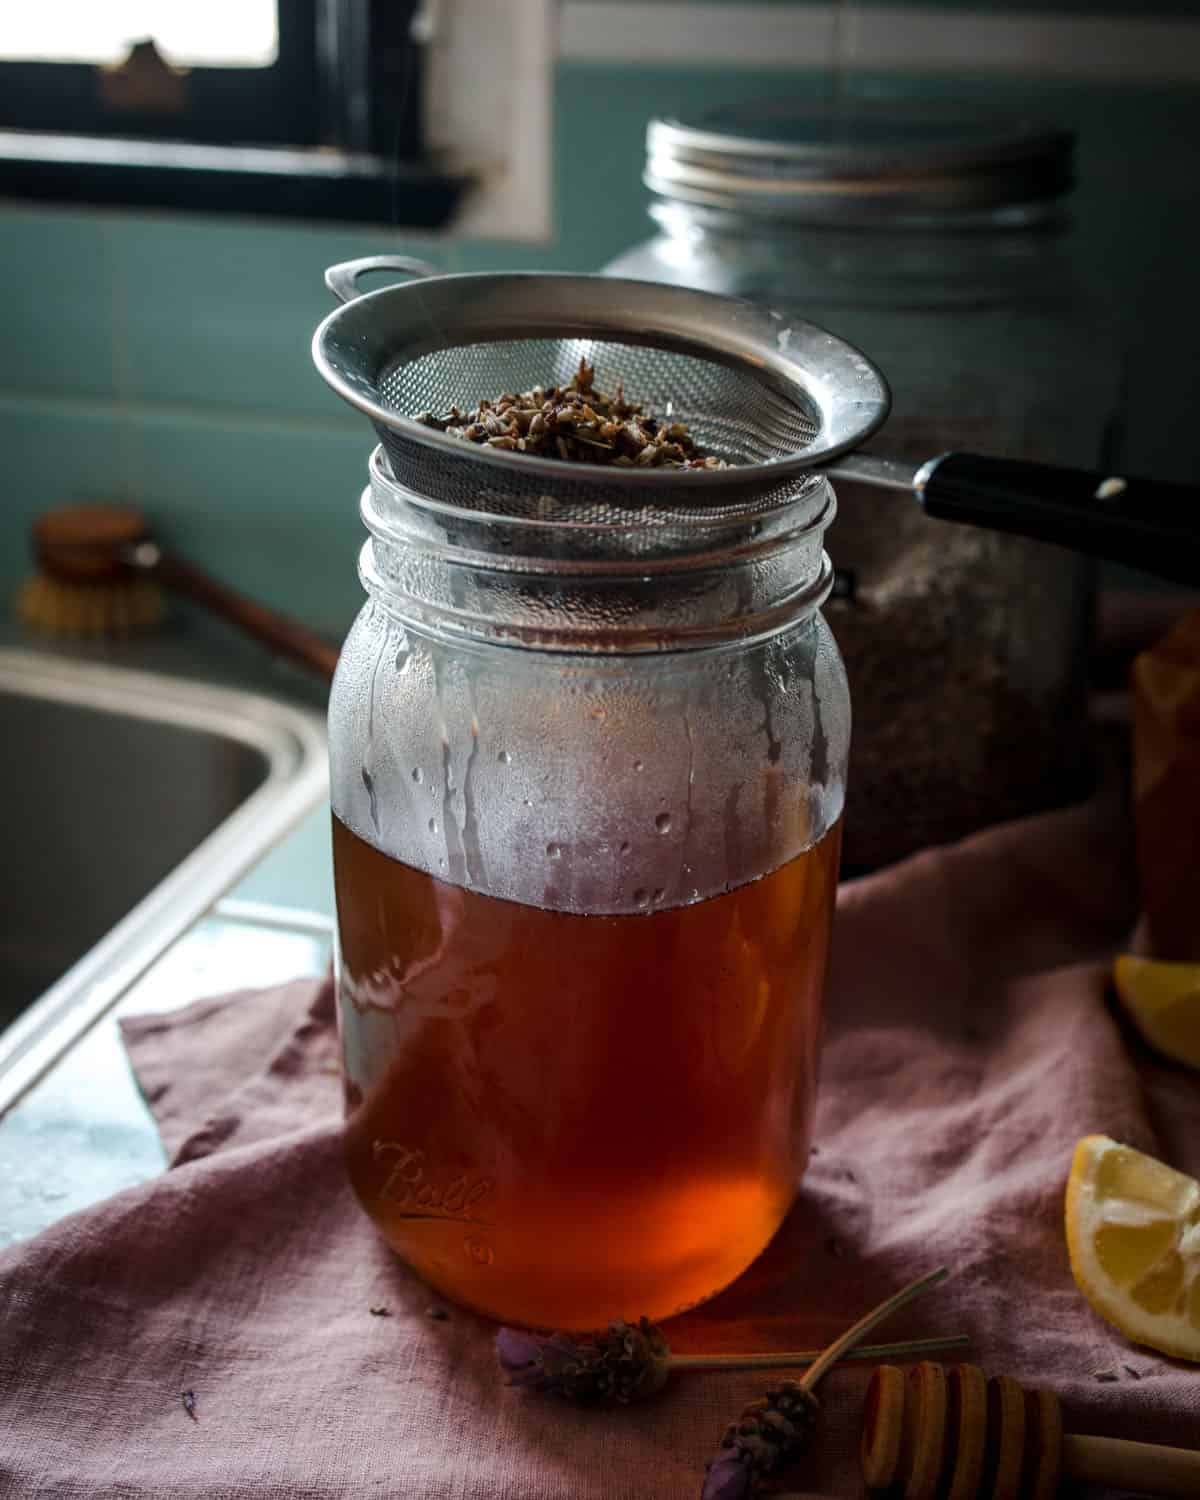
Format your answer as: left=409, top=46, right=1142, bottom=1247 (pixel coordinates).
left=329, top=447, right=849, bottom=1331
left=606, top=106, right=1123, bottom=871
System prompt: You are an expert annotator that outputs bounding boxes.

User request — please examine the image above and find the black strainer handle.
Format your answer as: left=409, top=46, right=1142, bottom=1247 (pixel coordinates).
left=918, top=452, right=1200, bottom=587
left=324, top=255, right=438, bottom=305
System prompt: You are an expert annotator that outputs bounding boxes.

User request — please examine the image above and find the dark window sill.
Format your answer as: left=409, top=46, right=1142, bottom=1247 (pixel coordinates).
left=0, top=131, right=469, bottom=228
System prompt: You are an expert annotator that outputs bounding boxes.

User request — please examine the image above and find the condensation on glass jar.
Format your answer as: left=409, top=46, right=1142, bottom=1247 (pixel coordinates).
left=605, top=105, right=1124, bottom=870
left=329, top=446, right=849, bottom=1330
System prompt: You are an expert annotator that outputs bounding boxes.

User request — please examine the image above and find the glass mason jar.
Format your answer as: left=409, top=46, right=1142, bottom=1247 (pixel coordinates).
left=329, top=446, right=849, bottom=1330
left=605, top=106, right=1123, bottom=871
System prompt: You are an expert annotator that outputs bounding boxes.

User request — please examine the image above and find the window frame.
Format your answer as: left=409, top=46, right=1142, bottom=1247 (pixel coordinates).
left=0, top=1, right=466, bottom=226
left=0, top=3, right=322, bottom=148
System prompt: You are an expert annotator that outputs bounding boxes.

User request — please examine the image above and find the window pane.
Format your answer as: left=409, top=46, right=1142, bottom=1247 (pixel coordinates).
left=0, top=3, right=278, bottom=68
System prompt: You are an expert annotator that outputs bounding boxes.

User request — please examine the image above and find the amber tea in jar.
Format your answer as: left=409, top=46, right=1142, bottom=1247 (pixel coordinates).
left=329, top=447, right=849, bottom=1330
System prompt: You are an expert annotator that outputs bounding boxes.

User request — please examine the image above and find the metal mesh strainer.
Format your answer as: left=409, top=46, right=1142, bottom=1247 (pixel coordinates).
left=313, top=258, right=888, bottom=522
left=315, top=258, right=1200, bottom=584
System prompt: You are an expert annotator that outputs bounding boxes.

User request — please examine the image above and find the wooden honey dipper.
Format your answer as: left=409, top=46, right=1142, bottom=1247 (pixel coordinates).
left=860, top=1362, right=1200, bottom=1499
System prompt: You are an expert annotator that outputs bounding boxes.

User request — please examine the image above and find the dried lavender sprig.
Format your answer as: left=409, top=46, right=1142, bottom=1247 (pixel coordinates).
left=497, top=1318, right=671, bottom=1405
left=701, top=1382, right=819, bottom=1500
left=496, top=1321, right=966, bottom=1406
left=699, top=1267, right=950, bottom=1500
left=672, top=1332, right=967, bottom=1372
left=801, top=1265, right=948, bottom=1390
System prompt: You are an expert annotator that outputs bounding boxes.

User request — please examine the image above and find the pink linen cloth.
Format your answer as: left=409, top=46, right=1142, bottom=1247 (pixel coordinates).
left=1, top=784, right=1197, bottom=1498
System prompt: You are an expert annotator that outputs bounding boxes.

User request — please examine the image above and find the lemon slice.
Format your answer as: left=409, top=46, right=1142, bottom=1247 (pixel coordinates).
left=1066, top=1135, right=1200, bottom=1361
left=1113, top=955, right=1200, bottom=1070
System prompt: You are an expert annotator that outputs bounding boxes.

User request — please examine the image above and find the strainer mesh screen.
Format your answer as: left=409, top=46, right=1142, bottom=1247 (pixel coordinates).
left=371, top=336, right=822, bottom=523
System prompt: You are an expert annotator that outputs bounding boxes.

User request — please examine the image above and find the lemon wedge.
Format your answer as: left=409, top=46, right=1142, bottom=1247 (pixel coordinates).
left=1113, top=955, right=1200, bottom=1071
left=1066, top=1135, right=1200, bottom=1361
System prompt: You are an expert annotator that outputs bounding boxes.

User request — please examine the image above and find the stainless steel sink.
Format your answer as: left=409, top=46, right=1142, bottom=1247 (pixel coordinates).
left=0, top=647, right=327, bottom=1115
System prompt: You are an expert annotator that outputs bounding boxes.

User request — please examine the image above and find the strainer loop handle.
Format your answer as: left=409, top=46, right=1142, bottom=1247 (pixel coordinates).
left=324, top=255, right=438, bottom=305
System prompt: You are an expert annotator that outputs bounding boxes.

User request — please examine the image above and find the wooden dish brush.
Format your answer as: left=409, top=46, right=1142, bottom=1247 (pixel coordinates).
left=860, top=1361, right=1200, bottom=1499
left=16, top=503, right=339, bottom=680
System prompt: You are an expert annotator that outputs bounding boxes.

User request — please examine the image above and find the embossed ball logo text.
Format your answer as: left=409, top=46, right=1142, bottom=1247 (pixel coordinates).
left=372, top=1141, right=493, bottom=1223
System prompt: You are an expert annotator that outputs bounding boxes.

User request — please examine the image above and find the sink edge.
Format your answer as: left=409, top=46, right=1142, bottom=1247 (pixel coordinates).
left=0, top=651, right=329, bottom=1119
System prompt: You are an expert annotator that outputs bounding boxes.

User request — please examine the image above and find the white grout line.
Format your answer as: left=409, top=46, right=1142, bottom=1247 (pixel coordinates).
left=559, top=2, right=1200, bottom=82
left=0, top=384, right=360, bottom=437
left=839, top=6, right=1200, bottom=80
left=562, top=1, right=837, bottom=69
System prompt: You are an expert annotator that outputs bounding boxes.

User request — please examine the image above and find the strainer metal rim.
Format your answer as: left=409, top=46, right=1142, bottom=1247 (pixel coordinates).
left=311, top=271, right=891, bottom=489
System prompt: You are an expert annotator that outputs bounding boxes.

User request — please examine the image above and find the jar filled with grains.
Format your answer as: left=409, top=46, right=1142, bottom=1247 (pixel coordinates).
left=605, top=104, right=1123, bottom=870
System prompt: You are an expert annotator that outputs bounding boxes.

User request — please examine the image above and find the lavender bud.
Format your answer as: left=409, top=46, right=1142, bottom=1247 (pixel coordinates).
left=700, top=1452, right=754, bottom=1500
left=495, top=1328, right=549, bottom=1387
left=495, top=1318, right=671, bottom=1405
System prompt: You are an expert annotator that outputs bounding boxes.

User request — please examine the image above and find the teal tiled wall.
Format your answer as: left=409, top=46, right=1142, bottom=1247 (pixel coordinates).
left=2, top=39, right=1198, bottom=632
